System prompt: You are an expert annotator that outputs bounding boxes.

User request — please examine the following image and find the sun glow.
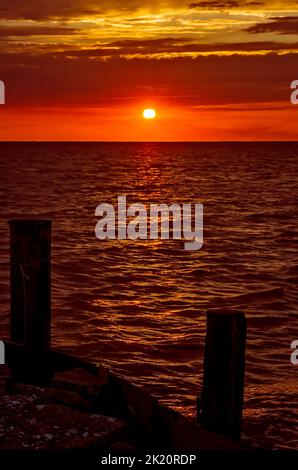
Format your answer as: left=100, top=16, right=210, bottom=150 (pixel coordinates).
left=143, top=108, right=156, bottom=119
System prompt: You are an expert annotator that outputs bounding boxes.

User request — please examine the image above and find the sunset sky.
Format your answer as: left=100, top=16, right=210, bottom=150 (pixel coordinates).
left=0, top=0, right=297, bottom=140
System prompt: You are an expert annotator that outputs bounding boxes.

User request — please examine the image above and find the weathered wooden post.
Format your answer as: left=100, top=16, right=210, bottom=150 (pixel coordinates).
left=9, top=219, right=51, bottom=350
left=199, top=309, right=246, bottom=440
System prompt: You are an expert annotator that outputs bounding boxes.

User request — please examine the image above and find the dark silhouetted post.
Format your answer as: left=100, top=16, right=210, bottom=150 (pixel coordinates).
left=9, top=219, right=51, bottom=350
left=199, top=309, right=246, bottom=440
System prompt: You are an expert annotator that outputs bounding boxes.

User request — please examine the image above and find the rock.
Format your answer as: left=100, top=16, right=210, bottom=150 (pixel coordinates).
left=0, top=366, right=11, bottom=379
left=0, top=397, right=128, bottom=451
left=8, top=382, right=90, bottom=410
left=51, top=367, right=111, bottom=413
left=69, top=428, right=78, bottom=434
left=51, top=368, right=106, bottom=392
left=0, top=365, right=11, bottom=395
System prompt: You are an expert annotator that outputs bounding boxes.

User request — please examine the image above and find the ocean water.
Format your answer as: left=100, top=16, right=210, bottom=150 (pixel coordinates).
left=0, top=142, right=297, bottom=449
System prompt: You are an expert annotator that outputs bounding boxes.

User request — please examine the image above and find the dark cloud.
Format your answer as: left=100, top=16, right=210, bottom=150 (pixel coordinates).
left=110, top=38, right=191, bottom=48
left=58, top=38, right=298, bottom=57
left=0, top=0, right=278, bottom=20
left=0, top=0, right=105, bottom=20
left=1, top=37, right=297, bottom=59
left=189, top=1, right=265, bottom=9
left=246, top=16, right=298, bottom=35
left=0, top=1, right=190, bottom=20
left=0, top=48, right=297, bottom=107
left=0, top=26, right=78, bottom=37
left=0, top=0, right=294, bottom=22
left=190, top=1, right=240, bottom=9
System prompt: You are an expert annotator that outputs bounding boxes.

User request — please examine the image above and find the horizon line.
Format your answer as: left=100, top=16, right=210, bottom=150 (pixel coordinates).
left=1, top=140, right=298, bottom=144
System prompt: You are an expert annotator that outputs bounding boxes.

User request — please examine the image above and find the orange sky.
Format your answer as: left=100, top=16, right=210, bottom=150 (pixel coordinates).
left=0, top=0, right=297, bottom=140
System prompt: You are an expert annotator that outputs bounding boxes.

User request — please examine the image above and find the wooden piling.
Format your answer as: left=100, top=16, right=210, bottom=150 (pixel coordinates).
left=199, top=309, right=246, bottom=440
left=9, top=219, right=51, bottom=350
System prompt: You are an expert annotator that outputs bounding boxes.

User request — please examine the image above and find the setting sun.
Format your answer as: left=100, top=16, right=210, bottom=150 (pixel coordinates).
left=143, top=108, right=156, bottom=119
